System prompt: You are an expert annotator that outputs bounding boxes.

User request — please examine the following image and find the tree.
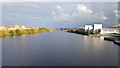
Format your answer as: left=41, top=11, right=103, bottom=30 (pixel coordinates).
left=9, top=30, right=14, bottom=35
left=15, top=29, right=21, bottom=35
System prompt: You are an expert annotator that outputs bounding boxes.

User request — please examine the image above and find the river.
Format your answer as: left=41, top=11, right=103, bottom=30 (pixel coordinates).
left=2, top=31, right=119, bottom=66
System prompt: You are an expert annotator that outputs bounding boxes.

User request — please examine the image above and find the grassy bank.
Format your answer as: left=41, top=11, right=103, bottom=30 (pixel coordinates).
left=0, top=28, right=51, bottom=38
left=62, top=29, right=120, bottom=37
left=62, top=29, right=89, bottom=35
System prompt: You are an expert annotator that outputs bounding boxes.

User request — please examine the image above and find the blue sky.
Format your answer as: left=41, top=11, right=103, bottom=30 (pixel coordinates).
left=2, top=2, right=119, bottom=28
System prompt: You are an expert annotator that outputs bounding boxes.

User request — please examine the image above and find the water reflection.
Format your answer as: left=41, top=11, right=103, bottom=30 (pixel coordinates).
left=2, top=31, right=118, bottom=66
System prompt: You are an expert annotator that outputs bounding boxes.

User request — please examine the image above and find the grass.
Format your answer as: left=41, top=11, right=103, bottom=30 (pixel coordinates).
left=0, top=28, right=52, bottom=38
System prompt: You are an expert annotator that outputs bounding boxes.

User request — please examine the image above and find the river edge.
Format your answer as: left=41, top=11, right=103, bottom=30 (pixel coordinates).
left=0, top=31, right=52, bottom=38
left=88, top=34, right=120, bottom=46
left=1, top=29, right=120, bottom=45
left=64, top=31, right=120, bottom=46
left=104, top=37, right=120, bottom=45
left=0, top=28, right=53, bottom=38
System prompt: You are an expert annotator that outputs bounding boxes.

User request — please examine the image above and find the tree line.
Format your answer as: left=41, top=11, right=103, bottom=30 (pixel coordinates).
left=0, top=28, right=51, bottom=38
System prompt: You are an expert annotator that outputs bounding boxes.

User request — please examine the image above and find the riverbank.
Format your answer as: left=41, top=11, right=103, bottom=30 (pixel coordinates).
left=104, top=37, right=120, bottom=45
left=0, top=28, right=52, bottom=38
left=87, top=33, right=120, bottom=37
left=61, top=29, right=120, bottom=45
left=62, top=29, right=120, bottom=37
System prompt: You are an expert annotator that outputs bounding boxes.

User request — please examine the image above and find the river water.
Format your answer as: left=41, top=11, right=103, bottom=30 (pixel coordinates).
left=2, top=31, right=119, bottom=66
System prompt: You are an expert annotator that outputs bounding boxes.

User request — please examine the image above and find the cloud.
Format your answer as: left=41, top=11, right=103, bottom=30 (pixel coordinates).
left=114, top=10, right=118, bottom=13
left=57, top=5, right=61, bottom=9
left=2, top=0, right=119, bottom=2
left=115, top=14, right=120, bottom=19
left=53, top=12, right=70, bottom=22
left=3, top=2, right=117, bottom=28
left=113, top=10, right=120, bottom=19
left=53, top=4, right=107, bottom=24
left=101, top=15, right=108, bottom=20
left=76, top=4, right=92, bottom=14
left=56, top=5, right=63, bottom=12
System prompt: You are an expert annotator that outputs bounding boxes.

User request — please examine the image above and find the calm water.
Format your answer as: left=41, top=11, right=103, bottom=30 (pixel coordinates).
left=2, top=31, right=119, bottom=66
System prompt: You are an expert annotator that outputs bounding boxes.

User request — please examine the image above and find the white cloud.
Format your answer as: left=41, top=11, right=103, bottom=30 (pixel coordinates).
left=57, top=5, right=61, bottom=9
left=114, top=10, right=118, bottom=13
left=115, top=14, right=120, bottom=19
left=101, top=15, right=108, bottom=20
left=113, top=10, right=120, bottom=19
left=113, top=10, right=120, bottom=14
left=52, top=4, right=108, bottom=25
left=56, top=5, right=63, bottom=12
left=76, top=4, right=92, bottom=14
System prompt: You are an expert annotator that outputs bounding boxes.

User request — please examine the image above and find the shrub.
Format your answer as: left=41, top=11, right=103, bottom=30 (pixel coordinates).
left=15, top=29, right=21, bottom=35
left=9, top=30, right=14, bottom=35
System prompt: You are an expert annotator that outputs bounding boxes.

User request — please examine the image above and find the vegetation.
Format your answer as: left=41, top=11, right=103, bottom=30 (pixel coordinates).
left=61, top=29, right=88, bottom=35
left=61, top=28, right=120, bottom=37
left=0, top=28, right=51, bottom=38
left=15, top=29, right=21, bottom=35
left=9, top=30, right=14, bottom=36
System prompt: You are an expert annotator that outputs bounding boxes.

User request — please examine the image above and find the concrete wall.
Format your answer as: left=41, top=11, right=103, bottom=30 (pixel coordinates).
left=100, top=30, right=119, bottom=34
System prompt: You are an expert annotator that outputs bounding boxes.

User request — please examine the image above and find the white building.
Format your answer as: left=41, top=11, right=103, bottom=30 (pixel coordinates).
left=93, top=24, right=102, bottom=33
left=0, top=26, right=7, bottom=30
left=84, top=24, right=120, bottom=34
left=99, top=28, right=119, bottom=34
left=84, top=24, right=102, bottom=33
left=84, top=25, right=93, bottom=33
left=0, top=26, right=3, bottom=30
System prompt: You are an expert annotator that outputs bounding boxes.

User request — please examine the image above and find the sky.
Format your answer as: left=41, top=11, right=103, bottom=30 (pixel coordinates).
left=2, top=2, right=119, bottom=28
left=1, top=0, right=120, bottom=2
